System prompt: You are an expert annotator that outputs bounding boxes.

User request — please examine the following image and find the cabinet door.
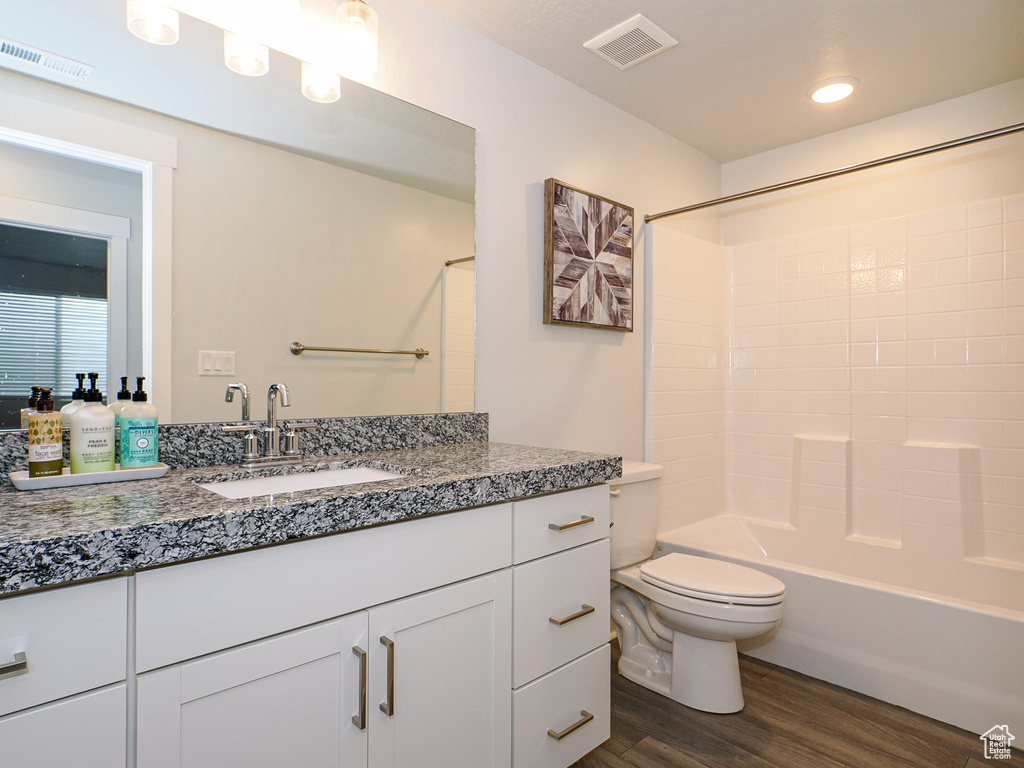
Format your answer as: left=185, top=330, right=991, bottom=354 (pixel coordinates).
left=369, top=571, right=512, bottom=768
left=137, top=613, right=368, bottom=768
left=0, top=684, right=126, bottom=768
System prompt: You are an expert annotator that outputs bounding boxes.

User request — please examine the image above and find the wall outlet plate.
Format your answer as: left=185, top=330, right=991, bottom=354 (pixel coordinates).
left=198, top=350, right=236, bottom=376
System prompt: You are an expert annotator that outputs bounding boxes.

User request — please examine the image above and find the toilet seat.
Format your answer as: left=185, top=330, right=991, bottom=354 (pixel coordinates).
left=639, top=553, right=785, bottom=606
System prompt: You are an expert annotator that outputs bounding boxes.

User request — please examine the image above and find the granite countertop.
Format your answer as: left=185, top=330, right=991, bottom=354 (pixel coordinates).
left=0, top=441, right=620, bottom=595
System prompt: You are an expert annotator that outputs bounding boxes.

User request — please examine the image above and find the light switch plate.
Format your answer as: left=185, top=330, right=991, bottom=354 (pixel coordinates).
left=198, top=350, right=236, bottom=376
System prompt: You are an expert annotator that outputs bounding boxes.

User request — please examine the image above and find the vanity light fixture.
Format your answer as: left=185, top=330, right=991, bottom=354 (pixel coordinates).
left=125, top=0, right=379, bottom=102
left=808, top=76, right=859, bottom=104
left=301, top=61, right=341, bottom=103
left=224, top=30, right=270, bottom=76
left=126, top=0, right=180, bottom=45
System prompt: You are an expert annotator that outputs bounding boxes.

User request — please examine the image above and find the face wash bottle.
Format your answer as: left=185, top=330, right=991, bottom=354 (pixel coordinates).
left=28, top=387, right=63, bottom=478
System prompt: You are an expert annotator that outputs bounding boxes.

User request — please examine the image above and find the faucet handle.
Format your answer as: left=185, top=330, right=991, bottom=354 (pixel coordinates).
left=282, top=421, right=317, bottom=458
left=222, top=423, right=260, bottom=461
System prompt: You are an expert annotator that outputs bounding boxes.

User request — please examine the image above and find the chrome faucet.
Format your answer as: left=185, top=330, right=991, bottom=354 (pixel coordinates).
left=221, top=382, right=315, bottom=468
left=225, top=382, right=250, bottom=421
left=265, top=383, right=290, bottom=458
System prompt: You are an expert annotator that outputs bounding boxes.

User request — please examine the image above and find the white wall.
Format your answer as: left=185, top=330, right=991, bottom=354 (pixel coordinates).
left=369, top=0, right=721, bottom=458
left=718, top=81, right=1024, bottom=563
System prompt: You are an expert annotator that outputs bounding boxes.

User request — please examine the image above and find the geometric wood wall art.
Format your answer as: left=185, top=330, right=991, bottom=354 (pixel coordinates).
left=544, top=178, right=634, bottom=332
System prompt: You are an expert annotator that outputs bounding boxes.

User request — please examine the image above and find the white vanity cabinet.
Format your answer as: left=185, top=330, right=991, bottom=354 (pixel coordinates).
left=509, top=485, right=611, bottom=768
left=0, top=578, right=128, bottom=768
left=0, top=481, right=613, bottom=768
left=135, top=503, right=513, bottom=768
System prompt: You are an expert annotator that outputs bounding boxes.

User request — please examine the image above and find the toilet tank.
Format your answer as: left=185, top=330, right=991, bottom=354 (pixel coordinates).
left=608, top=460, right=663, bottom=570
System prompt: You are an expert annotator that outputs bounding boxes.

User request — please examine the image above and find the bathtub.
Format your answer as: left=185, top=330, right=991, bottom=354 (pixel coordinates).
left=657, top=515, right=1024, bottom=736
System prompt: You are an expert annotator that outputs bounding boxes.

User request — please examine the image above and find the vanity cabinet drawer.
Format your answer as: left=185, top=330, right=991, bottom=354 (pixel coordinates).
left=0, top=578, right=127, bottom=717
left=0, top=684, right=127, bottom=767
left=512, top=539, right=609, bottom=688
left=512, top=485, right=609, bottom=564
left=512, top=644, right=610, bottom=768
left=136, top=503, right=512, bottom=672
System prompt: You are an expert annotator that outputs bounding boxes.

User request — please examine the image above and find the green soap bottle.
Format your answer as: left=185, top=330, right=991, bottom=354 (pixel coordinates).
left=119, top=377, right=159, bottom=469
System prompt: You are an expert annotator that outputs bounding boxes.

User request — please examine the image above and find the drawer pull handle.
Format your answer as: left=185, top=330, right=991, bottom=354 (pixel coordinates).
left=379, top=636, right=395, bottom=717
left=609, top=488, right=622, bottom=497
left=352, top=646, right=368, bottom=730
left=0, top=651, right=27, bottom=676
left=549, top=604, right=595, bottom=626
left=548, top=515, right=595, bottom=532
left=547, top=710, right=594, bottom=741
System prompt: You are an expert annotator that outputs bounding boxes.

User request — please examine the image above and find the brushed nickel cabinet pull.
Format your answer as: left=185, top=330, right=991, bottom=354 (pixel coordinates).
left=548, top=515, right=595, bottom=532
left=351, top=646, right=368, bottom=730
left=0, top=651, right=27, bottom=676
left=547, top=710, right=594, bottom=741
left=379, top=636, right=395, bottom=717
left=549, top=604, right=595, bottom=626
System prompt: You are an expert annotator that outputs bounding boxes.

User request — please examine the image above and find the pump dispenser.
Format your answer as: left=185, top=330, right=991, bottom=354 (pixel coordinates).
left=60, top=373, right=88, bottom=428
left=20, top=386, right=41, bottom=429
left=119, top=377, right=159, bottom=468
left=110, top=376, right=133, bottom=428
left=69, top=373, right=115, bottom=473
left=28, top=387, right=63, bottom=478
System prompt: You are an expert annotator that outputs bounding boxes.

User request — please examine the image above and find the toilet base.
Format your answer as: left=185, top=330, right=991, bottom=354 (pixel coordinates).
left=616, top=631, right=745, bottom=714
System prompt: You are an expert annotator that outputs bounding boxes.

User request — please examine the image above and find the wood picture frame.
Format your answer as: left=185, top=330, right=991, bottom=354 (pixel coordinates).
left=543, top=178, right=633, bottom=331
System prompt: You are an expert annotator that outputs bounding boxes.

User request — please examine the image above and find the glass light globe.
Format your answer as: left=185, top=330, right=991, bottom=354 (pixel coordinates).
left=126, top=0, right=179, bottom=45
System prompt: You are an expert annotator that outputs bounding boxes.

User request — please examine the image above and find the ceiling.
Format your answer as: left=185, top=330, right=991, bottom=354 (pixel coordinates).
left=415, top=0, right=1024, bottom=162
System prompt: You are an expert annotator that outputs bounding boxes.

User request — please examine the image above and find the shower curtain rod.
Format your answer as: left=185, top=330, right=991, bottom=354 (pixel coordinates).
left=644, top=121, right=1024, bottom=224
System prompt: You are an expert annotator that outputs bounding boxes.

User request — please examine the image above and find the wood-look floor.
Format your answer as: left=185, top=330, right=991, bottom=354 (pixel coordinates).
left=578, top=647, right=1024, bottom=768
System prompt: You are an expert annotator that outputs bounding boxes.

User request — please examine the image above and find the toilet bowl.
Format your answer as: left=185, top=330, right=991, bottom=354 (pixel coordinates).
left=608, top=462, right=785, bottom=713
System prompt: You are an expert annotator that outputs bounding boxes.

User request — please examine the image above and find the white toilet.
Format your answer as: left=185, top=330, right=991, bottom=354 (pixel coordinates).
left=608, top=461, right=785, bottom=713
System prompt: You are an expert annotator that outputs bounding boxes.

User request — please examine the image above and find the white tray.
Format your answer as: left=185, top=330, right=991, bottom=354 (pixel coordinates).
left=9, top=463, right=170, bottom=491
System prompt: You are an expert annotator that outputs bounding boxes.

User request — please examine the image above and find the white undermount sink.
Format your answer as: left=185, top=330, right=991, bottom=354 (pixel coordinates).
left=200, top=467, right=404, bottom=499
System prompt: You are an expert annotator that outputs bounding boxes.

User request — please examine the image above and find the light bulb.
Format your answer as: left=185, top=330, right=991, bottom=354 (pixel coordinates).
left=301, top=61, right=340, bottom=103
left=126, top=0, right=179, bottom=45
left=224, top=31, right=270, bottom=76
left=337, top=0, right=378, bottom=79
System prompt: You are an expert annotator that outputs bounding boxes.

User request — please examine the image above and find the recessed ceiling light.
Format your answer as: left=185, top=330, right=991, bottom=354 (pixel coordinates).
left=808, top=77, right=859, bottom=104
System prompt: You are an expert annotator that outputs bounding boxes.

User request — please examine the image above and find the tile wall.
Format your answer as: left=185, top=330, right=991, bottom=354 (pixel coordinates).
left=443, top=262, right=475, bottom=413
left=725, top=193, right=1024, bottom=563
left=651, top=229, right=726, bottom=532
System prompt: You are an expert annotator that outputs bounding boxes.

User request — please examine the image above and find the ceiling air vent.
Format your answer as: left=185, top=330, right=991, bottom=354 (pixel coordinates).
left=583, top=14, right=677, bottom=71
left=0, top=37, right=94, bottom=82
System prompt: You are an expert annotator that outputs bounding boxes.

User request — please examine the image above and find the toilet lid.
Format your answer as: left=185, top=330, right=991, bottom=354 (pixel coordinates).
left=639, top=553, right=785, bottom=605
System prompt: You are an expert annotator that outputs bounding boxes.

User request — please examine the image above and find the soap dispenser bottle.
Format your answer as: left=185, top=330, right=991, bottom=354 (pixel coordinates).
left=60, top=373, right=88, bottom=429
left=119, top=377, right=159, bottom=468
left=20, top=386, right=41, bottom=429
left=69, top=373, right=115, bottom=474
left=110, top=376, right=133, bottom=428
left=28, top=387, right=63, bottom=478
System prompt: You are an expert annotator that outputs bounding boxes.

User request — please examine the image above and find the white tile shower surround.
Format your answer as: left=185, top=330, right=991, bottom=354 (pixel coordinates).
left=651, top=228, right=727, bottom=535
left=652, top=192, right=1024, bottom=567
left=443, top=263, right=475, bottom=413
left=722, top=192, right=1024, bottom=564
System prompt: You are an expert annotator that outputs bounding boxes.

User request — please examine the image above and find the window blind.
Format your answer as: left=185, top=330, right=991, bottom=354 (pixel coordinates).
left=0, top=291, right=107, bottom=399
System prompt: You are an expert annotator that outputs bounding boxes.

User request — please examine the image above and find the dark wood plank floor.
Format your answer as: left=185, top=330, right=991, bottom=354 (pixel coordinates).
left=578, top=646, right=1024, bottom=768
